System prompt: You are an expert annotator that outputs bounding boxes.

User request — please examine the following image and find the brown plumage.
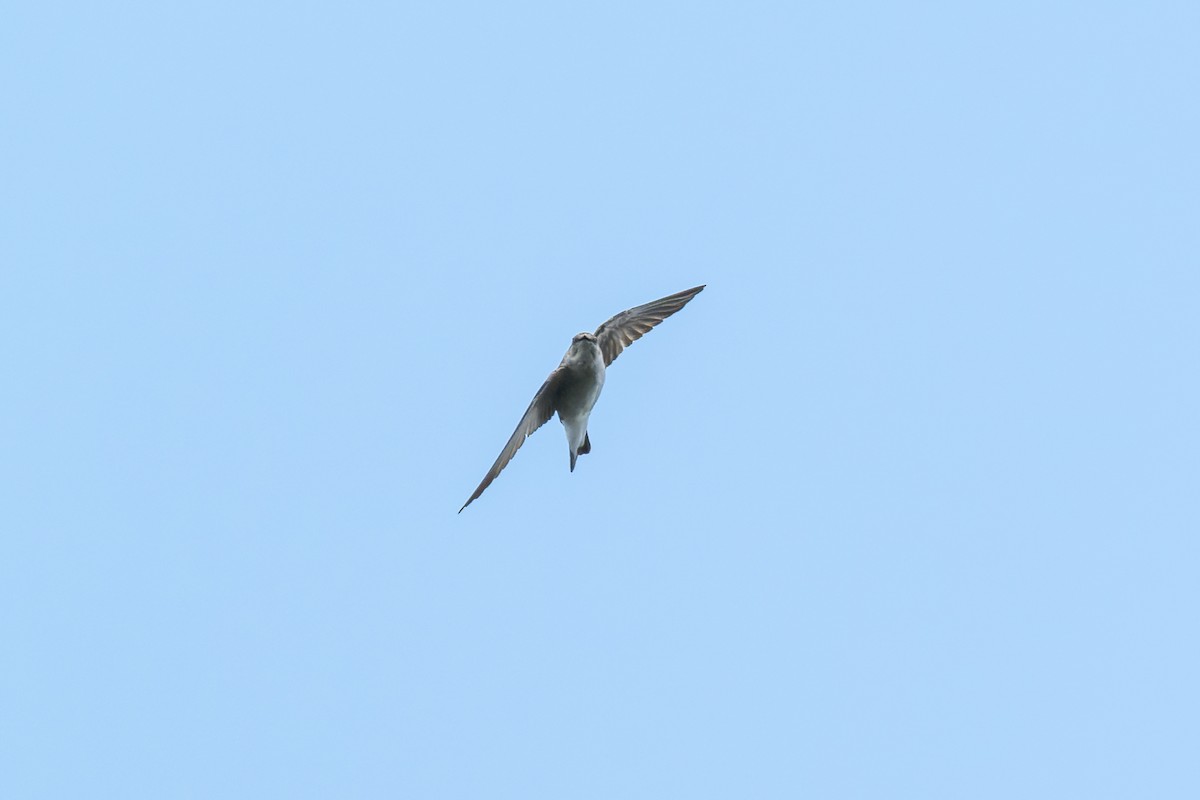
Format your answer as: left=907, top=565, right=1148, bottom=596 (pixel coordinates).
left=459, top=284, right=705, bottom=512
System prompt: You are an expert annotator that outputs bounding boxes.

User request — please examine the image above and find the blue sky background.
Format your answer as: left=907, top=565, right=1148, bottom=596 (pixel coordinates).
left=2, top=2, right=1197, bottom=797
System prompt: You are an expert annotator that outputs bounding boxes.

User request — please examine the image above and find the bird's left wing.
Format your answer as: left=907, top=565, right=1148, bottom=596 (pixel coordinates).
left=594, top=285, right=705, bottom=367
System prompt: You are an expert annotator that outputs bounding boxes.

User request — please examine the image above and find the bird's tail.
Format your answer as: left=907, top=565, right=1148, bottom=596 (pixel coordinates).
left=570, top=432, right=591, bottom=472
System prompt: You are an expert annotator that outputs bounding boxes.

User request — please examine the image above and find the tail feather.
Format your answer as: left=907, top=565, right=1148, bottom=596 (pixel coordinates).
left=570, top=432, right=591, bottom=473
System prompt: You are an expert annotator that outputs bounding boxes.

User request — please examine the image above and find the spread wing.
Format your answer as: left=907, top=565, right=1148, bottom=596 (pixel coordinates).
left=594, top=285, right=705, bottom=367
left=459, top=368, right=565, bottom=512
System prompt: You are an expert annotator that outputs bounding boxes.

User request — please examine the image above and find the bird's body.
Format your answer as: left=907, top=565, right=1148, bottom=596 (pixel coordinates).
left=556, top=334, right=606, bottom=471
left=459, top=284, right=704, bottom=512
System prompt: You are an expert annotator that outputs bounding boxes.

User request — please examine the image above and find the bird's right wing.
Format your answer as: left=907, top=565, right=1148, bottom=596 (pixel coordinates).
left=459, top=368, right=565, bottom=512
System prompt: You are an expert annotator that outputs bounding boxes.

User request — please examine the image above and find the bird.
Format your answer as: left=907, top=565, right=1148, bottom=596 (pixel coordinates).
left=459, top=284, right=705, bottom=512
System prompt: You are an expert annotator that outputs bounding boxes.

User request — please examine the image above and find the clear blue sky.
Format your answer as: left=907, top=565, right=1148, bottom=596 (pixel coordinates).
left=2, top=2, right=1197, bottom=797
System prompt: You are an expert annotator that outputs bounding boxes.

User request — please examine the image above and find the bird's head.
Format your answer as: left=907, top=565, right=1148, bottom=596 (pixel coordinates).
left=571, top=332, right=597, bottom=346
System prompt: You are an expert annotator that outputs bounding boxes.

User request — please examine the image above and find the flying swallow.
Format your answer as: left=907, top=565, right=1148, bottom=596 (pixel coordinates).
left=459, top=284, right=705, bottom=512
